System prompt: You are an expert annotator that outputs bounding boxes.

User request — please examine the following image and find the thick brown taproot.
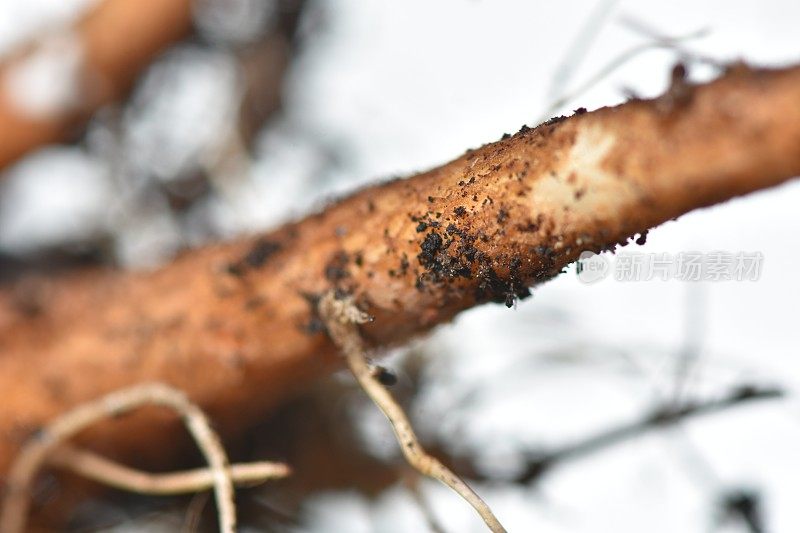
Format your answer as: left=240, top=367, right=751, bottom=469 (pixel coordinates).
left=1, top=64, right=799, bottom=478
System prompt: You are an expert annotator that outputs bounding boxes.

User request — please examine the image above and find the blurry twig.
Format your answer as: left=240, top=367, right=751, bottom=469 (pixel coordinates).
left=537, top=25, right=710, bottom=122
left=429, top=385, right=781, bottom=487
left=618, top=14, right=722, bottom=65
left=0, top=0, right=193, bottom=170
left=0, top=383, right=242, bottom=533
left=319, top=291, right=507, bottom=533
left=545, top=0, right=620, bottom=103
left=719, top=489, right=764, bottom=533
left=510, top=385, right=782, bottom=484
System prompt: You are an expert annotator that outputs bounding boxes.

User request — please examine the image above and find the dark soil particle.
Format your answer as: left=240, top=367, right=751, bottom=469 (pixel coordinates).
left=655, top=63, right=695, bottom=115
left=418, top=232, right=443, bottom=265
left=416, top=221, right=428, bottom=232
left=246, top=239, right=281, bottom=267
left=332, top=287, right=351, bottom=299
left=497, top=209, right=509, bottom=224
left=474, top=263, right=532, bottom=308
left=226, top=263, right=245, bottom=277
left=542, top=115, right=567, bottom=126
left=517, top=220, right=540, bottom=233
left=534, top=245, right=555, bottom=258
left=300, top=292, right=325, bottom=335
left=227, top=239, right=282, bottom=275
left=635, top=230, right=649, bottom=246
left=413, top=219, right=534, bottom=308
left=373, top=366, right=398, bottom=386
left=416, top=228, right=470, bottom=283
left=303, top=316, right=325, bottom=335
left=454, top=206, right=468, bottom=217
left=324, top=251, right=351, bottom=282
left=399, top=254, right=410, bottom=274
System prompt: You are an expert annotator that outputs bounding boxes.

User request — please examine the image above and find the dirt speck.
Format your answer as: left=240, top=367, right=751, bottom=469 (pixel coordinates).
left=657, top=62, right=694, bottom=113
left=245, top=239, right=282, bottom=268
left=372, top=365, right=397, bottom=386
left=418, top=232, right=443, bottom=267
left=227, top=239, right=282, bottom=275
left=324, top=251, right=351, bottom=282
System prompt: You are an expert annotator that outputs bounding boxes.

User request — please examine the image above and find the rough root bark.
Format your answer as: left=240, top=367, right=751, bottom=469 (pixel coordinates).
left=0, top=63, right=799, bottom=481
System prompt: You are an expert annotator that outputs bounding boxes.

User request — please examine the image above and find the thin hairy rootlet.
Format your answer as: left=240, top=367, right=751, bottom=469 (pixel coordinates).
left=1, top=63, right=800, bottom=486
left=318, top=291, right=507, bottom=532
left=0, top=383, right=246, bottom=533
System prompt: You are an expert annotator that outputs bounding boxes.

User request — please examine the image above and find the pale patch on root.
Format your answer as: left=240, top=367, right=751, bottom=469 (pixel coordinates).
left=528, top=124, right=639, bottom=249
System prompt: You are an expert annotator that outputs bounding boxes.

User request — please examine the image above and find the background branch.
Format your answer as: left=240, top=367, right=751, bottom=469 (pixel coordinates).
left=0, top=0, right=192, bottom=170
left=500, top=385, right=783, bottom=484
